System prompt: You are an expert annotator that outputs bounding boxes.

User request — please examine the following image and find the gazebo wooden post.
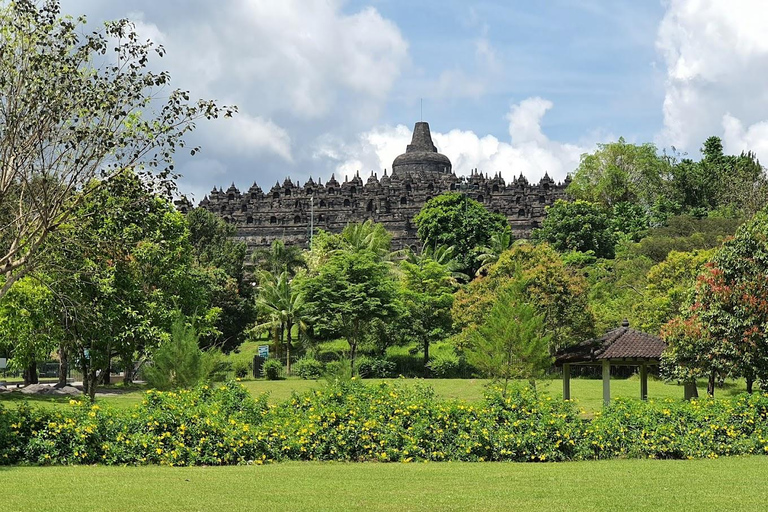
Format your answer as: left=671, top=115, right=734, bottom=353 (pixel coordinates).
left=562, top=364, right=571, bottom=400
left=640, top=363, right=648, bottom=400
left=602, top=360, right=610, bottom=406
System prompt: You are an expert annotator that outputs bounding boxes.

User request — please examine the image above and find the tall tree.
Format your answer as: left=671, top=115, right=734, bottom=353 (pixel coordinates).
left=567, top=138, right=669, bottom=208
left=399, top=254, right=455, bottom=374
left=532, top=200, right=616, bottom=258
left=475, top=225, right=515, bottom=276
left=465, top=284, right=552, bottom=396
left=302, top=249, right=399, bottom=370
left=0, top=1, right=233, bottom=298
left=453, top=242, right=595, bottom=353
left=252, top=239, right=306, bottom=278
left=0, top=276, right=61, bottom=384
left=413, top=192, right=508, bottom=275
left=255, top=271, right=308, bottom=375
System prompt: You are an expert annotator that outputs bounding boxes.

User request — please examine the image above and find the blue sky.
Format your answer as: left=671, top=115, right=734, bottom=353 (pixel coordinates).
left=59, top=0, right=768, bottom=201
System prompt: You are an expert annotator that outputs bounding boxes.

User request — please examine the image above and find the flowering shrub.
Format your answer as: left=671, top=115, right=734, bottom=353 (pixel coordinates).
left=1, top=381, right=768, bottom=466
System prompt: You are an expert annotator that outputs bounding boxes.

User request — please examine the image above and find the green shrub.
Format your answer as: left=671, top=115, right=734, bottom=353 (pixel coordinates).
left=356, top=357, right=395, bottom=378
left=426, top=352, right=460, bottom=378
left=232, top=360, right=251, bottom=379
left=323, top=358, right=353, bottom=382
left=262, top=359, right=283, bottom=380
left=2, top=383, right=768, bottom=466
left=143, top=317, right=220, bottom=390
left=293, top=357, right=324, bottom=380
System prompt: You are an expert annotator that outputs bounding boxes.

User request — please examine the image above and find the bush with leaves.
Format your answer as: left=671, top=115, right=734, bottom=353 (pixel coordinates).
left=293, top=357, right=324, bottom=380
left=355, top=357, right=395, bottom=378
left=143, top=317, right=220, bottom=390
left=426, top=352, right=462, bottom=378
left=262, top=358, right=283, bottom=381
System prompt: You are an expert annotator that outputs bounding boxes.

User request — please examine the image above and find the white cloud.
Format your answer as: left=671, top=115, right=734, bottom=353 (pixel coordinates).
left=318, top=97, right=594, bottom=184
left=60, top=0, right=409, bottom=192
left=656, top=0, right=768, bottom=156
left=216, top=114, right=293, bottom=162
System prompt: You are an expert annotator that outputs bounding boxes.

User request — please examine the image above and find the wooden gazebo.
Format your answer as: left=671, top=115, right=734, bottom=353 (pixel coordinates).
left=554, top=320, right=667, bottom=405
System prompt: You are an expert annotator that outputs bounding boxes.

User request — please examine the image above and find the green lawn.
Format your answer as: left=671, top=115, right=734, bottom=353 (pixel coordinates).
left=1, top=376, right=747, bottom=414
left=1, top=458, right=765, bottom=511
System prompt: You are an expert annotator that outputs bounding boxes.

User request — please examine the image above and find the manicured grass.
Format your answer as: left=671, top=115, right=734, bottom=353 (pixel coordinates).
left=1, top=458, right=765, bottom=511
left=1, top=376, right=747, bottom=414
left=239, top=376, right=744, bottom=412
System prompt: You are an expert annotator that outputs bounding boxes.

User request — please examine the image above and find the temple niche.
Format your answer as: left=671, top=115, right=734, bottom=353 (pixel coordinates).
left=196, top=121, right=569, bottom=253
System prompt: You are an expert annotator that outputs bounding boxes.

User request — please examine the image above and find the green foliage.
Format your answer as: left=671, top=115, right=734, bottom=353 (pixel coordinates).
left=533, top=200, right=616, bottom=258
left=302, top=249, right=400, bottom=369
left=292, top=357, right=325, bottom=380
left=674, top=206, right=768, bottom=388
left=143, top=318, right=220, bottom=390
left=454, top=242, right=595, bottom=352
left=630, top=215, right=741, bottom=263
left=262, top=359, right=283, bottom=381
left=399, top=251, right=456, bottom=374
left=568, top=138, right=668, bottom=208
left=186, top=208, right=247, bottom=283
left=254, top=271, right=308, bottom=375
left=355, top=357, right=395, bottom=378
left=0, top=277, right=61, bottom=378
left=252, top=239, right=306, bottom=277
left=636, top=249, right=713, bottom=334
left=0, top=0, right=232, bottom=299
left=341, top=220, right=392, bottom=261
left=232, top=360, right=251, bottom=379
left=413, top=192, right=508, bottom=274
left=3, top=381, right=767, bottom=465
left=465, top=285, right=553, bottom=394
left=589, top=394, right=768, bottom=459
left=426, top=352, right=461, bottom=378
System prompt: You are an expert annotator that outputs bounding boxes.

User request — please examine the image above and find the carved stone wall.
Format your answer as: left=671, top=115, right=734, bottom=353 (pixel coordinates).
left=191, top=122, right=570, bottom=253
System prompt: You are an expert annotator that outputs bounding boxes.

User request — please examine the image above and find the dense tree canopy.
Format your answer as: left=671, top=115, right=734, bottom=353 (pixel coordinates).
left=533, top=200, right=616, bottom=258
left=0, top=0, right=233, bottom=298
left=413, top=192, right=508, bottom=275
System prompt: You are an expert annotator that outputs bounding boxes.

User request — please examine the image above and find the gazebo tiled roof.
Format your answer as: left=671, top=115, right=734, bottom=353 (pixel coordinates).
left=555, top=320, right=667, bottom=365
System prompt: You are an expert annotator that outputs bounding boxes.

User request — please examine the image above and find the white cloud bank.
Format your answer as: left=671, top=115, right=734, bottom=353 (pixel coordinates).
left=657, top=0, right=768, bottom=158
left=318, top=97, right=592, bottom=184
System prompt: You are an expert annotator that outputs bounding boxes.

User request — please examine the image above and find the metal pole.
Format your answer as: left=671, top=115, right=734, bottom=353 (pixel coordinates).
left=309, top=195, right=314, bottom=248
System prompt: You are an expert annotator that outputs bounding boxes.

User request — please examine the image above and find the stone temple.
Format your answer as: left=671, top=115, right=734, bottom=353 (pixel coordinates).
left=193, top=121, right=569, bottom=252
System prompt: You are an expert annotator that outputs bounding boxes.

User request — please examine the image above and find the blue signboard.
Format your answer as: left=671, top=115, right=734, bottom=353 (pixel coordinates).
left=258, top=345, right=269, bottom=358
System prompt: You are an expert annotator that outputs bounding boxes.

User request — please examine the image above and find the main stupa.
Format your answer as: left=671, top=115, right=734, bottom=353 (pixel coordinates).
left=391, top=122, right=452, bottom=179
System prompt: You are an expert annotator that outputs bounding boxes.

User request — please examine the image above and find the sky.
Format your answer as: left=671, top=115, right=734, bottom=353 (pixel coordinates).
left=58, top=0, right=768, bottom=202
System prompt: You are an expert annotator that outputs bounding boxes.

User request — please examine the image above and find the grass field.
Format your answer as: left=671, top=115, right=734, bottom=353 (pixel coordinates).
left=1, top=457, right=765, bottom=511
left=0, top=376, right=747, bottom=414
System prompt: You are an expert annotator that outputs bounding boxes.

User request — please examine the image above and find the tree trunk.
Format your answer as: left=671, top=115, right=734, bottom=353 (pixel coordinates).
left=80, top=353, right=89, bottom=396
left=350, top=341, right=357, bottom=373
left=123, top=354, right=133, bottom=385
left=87, top=367, right=98, bottom=402
left=423, top=338, right=430, bottom=377
left=23, top=361, right=39, bottom=386
left=286, top=321, right=293, bottom=376
left=746, top=376, right=754, bottom=394
left=684, top=380, right=699, bottom=400
left=707, top=369, right=716, bottom=397
left=57, top=344, right=68, bottom=388
left=100, top=358, right=111, bottom=385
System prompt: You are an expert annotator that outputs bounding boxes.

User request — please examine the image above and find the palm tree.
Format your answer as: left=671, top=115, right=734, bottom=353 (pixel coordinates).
left=341, top=220, right=392, bottom=260
left=252, top=239, right=306, bottom=277
left=255, top=271, right=309, bottom=375
left=405, top=243, right=468, bottom=285
left=475, top=225, right=515, bottom=276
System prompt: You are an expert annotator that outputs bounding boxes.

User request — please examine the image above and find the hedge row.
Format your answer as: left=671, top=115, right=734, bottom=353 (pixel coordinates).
left=1, top=380, right=767, bottom=465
